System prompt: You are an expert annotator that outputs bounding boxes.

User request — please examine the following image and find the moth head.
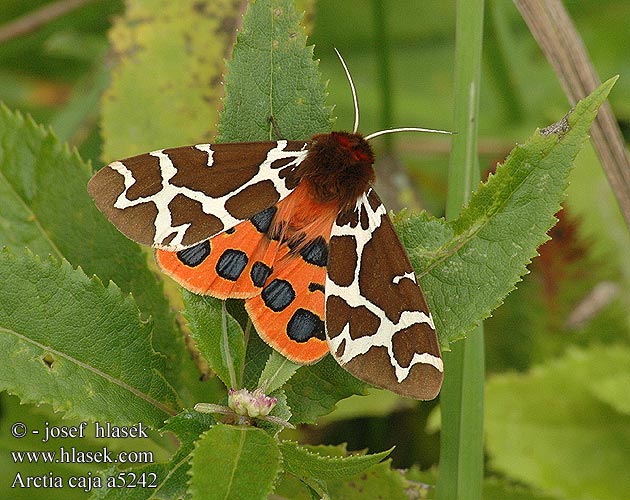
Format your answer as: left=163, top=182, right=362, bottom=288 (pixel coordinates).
left=300, top=131, right=376, bottom=210
left=308, top=131, right=375, bottom=168
left=331, top=131, right=374, bottom=165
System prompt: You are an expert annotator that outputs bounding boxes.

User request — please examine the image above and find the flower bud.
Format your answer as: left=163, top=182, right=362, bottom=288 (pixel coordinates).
left=228, top=388, right=277, bottom=418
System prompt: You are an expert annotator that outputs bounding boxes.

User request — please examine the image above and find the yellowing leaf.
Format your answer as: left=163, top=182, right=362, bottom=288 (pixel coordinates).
left=101, top=0, right=243, bottom=159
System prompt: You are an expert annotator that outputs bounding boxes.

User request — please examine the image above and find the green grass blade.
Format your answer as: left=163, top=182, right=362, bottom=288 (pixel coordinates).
left=437, top=0, right=485, bottom=498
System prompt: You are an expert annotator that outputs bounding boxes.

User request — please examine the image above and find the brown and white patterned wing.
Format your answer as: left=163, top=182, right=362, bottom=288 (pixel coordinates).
left=88, top=140, right=308, bottom=251
left=325, top=189, right=443, bottom=400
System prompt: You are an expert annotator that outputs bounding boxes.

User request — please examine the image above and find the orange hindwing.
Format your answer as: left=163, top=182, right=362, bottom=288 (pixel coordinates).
left=156, top=183, right=337, bottom=364
left=245, top=234, right=329, bottom=364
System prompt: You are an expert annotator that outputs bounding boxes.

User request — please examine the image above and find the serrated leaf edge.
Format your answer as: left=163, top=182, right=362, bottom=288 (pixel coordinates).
left=407, top=79, right=615, bottom=345
left=279, top=439, right=393, bottom=479
left=0, top=248, right=180, bottom=420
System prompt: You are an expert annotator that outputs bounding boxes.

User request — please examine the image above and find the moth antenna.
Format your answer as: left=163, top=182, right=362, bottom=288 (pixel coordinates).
left=364, top=126, right=453, bottom=141
left=334, top=47, right=360, bottom=134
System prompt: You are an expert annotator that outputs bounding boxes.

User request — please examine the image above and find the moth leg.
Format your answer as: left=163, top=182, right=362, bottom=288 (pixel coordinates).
left=269, top=115, right=285, bottom=140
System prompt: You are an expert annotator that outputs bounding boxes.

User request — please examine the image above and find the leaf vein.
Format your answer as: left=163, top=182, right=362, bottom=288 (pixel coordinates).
left=0, top=168, right=65, bottom=260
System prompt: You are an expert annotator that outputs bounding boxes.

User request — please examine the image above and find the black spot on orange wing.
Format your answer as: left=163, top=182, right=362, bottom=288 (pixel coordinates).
left=308, top=282, right=325, bottom=293
left=177, top=240, right=211, bottom=267
left=216, top=249, right=249, bottom=281
left=250, top=206, right=278, bottom=233
left=300, top=236, right=328, bottom=267
left=287, top=308, right=325, bottom=342
left=250, top=261, right=273, bottom=287
left=261, top=279, right=296, bottom=312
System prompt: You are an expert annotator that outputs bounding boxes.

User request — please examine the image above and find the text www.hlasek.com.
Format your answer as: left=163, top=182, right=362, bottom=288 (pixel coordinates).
left=12, top=447, right=153, bottom=464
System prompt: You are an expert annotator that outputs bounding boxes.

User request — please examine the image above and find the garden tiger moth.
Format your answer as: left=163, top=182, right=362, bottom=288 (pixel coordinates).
left=88, top=50, right=447, bottom=400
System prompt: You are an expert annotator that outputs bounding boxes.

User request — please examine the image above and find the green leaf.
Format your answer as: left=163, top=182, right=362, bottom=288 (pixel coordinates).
left=326, top=461, right=410, bottom=500
left=242, top=320, right=274, bottom=390
left=279, top=441, right=392, bottom=481
left=283, top=355, right=367, bottom=424
left=593, top=368, right=630, bottom=415
left=189, top=424, right=281, bottom=500
left=482, top=478, right=562, bottom=500
left=397, top=77, right=618, bottom=346
left=101, top=0, right=242, bottom=159
left=91, top=410, right=215, bottom=500
left=0, top=250, right=178, bottom=428
left=276, top=445, right=429, bottom=500
left=258, top=351, right=300, bottom=393
left=410, top=468, right=563, bottom=500
left=183, top=291, right=245, bottom=389
left=0, top=103, right=197, bottom=404
left=318, top=389, right=416, bottom=423
left=217, top=0, right=333, bottom=143
left=485, top=344, right=630, bottom=500
left=566, top=142, right=630, bottom=276
left=220, top=299, right=270, bottom=390
left=275, top=462, right=414, bottom=500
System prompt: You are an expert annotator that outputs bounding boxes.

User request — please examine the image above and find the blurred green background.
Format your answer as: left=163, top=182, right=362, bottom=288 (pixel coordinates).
left=1, top=1, right=629, bottom=499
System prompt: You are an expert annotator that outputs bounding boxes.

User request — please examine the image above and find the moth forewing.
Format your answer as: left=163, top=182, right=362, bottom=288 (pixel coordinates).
left=88, top=141, right=309, bottom=250
left=325, top=191, right=443, bottom=400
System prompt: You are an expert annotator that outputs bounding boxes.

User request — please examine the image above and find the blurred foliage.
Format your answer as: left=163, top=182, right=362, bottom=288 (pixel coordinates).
left=0, top=1, right=629, bottom=499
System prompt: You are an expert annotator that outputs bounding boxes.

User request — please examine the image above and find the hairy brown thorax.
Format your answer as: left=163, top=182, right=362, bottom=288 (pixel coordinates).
left=296, top=131, right=376, bottom=213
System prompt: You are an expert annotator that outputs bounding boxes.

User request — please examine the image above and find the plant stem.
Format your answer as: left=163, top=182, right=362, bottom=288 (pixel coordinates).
left=222, top=301, right=238, bottom=389
left=437, top=328, right=485, bottom=499
left=371, top=0, right=394, bottom=153
left=437, top=0, right=485, bottom=498
left=0, top=0, right=96, bottom=43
